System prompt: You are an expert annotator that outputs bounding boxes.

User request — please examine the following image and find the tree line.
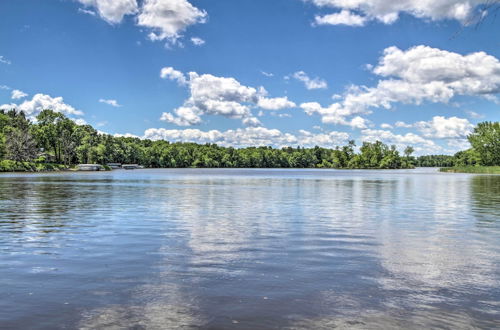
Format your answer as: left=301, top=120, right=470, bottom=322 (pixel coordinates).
left=0, top=109, right=498, bottom=170
left=0, top=109, right=417, bottom=170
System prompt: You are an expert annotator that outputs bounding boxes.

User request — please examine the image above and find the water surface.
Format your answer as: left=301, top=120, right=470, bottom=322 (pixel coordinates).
left=1, top=168, right=499, bottom=329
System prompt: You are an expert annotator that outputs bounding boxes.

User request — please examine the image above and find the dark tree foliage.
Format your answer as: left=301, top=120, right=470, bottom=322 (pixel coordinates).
left=414, top=155, right=456, bottom=167
left=1, top=110, right=38, bottom=162
left=5, top=127, right=38, bottom=162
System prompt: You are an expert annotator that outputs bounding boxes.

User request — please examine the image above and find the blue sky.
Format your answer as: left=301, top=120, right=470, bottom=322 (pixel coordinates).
left=0, top=0, right=499, bottom=154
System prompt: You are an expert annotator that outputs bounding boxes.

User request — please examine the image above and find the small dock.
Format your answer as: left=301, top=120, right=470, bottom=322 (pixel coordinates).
left=77, top=164, right=104, bottom=171
left=122, top=164, right=142, bottom=170
left=107, top=163, right=122, bottom=169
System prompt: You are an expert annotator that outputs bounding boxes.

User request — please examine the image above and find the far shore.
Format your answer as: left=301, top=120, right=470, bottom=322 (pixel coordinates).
left=2, top=163, right=500, bottom=174
left=440, top=166, right=500, bottom=174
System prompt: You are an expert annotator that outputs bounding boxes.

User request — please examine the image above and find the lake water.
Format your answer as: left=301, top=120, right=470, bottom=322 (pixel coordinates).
left=0, top=168, right=499, bottom=329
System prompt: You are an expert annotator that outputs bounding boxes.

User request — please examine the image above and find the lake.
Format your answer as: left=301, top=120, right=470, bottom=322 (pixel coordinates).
left=1, top=168, right=499, bottom=329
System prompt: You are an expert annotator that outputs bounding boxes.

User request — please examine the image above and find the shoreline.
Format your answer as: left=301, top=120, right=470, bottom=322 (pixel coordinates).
left=440, top=166, right=500, bottom=174
left=4, top=166, right=500, bottom=174
left=0, top=161, right=70, bottom=173
left=1, top=166, right=425, bottom=173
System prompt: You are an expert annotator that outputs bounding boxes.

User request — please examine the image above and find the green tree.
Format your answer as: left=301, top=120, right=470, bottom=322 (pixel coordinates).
left=404, top=146, right=414, bottom=158
left=35, top=110, right=66, bottom=163
left=467, top=122, right=500, bottom=166
left=454, top=149, right=480, bottom=166
left=4, top=126, right=38, bottom=162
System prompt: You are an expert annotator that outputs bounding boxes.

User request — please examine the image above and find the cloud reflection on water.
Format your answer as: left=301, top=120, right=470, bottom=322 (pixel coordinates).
left=1, top=169, right=499, bottom=329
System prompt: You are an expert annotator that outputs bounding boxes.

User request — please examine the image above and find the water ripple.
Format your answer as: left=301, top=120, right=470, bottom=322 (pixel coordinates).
left=0, top=169, right=499, bottom=329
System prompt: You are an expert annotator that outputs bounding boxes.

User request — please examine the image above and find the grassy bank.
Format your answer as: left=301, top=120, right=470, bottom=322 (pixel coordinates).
left=440, top=166, right=500, bottom=174
left=0, top=160, right=69, bottom=172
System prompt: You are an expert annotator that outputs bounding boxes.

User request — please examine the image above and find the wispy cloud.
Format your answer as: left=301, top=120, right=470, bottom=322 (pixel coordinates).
left=78, top=8, right=97, bottom=17
left=0, top=56, right=11, bottom=65
left=99, top=99, right=122, bottom=107
left=11, top=89, right=28, bottom=100
left=190, top=37, right=205, bottom=46
left=289, top=71, right=328, bottom=90
left=466, top=110, right=485, bottom=119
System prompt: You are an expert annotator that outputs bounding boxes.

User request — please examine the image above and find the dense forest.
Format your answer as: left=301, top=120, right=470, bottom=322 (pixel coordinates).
left=0, top=109, right=498, bottom=171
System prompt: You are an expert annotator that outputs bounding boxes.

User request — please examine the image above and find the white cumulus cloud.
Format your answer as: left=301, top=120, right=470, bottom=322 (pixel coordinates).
left=137, top=0, right=207, bottom=43
left=380, top=123, right=393, bottom=129
left=414, top=116, right=474, bottom=139
left=392, top=116, right=473, bottom=139
left=300, top=101, right=369, bottom=129
left=395, top=121, right=413, bottom=128
left=291, top=71, right=328, bottom=90
left=447, top=138, right=471, bottom=152
left=296, top=129, right=350, bottom=147
left=72, top=118, right=88, bottom=125
left=160, top=68, right=295, bottom=126
left=0, top=93, right=84, bottom=118
left=315, top=9, right=367, bottom=26
left=308, top=0, right=491, bottom=26
left=241, top=117, right=263, bottom=127
left=77, top=0, right=206, bottom=45
left=361, top=128, right=440, bottom=154
left=160, top=108, right=202, bottom=126
left=99, top=98, right=122, bottom=107
left=113, top=132, right=141, bottom=138
left=257, top=96, right=296, bottom=110
left=310, top=45, right=500, bottom=124
left=160, top=67, right=187, bottom=85
left=11, top=89, right=28, bottom=100
left=77, top=0, right=138, bottom=24
left=373, top=45, right=500, bottom=97
left=143, top=127, right=349, bottom=148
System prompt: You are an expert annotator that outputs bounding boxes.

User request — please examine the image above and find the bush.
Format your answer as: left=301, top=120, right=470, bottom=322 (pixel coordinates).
left=0, top=160, right=31, bottom=172
left=0, top=160, right=67, bottom=172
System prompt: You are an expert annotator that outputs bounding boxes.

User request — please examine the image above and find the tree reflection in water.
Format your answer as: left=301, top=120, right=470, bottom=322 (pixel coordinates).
left=471, top=175, right=500, bottom=227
